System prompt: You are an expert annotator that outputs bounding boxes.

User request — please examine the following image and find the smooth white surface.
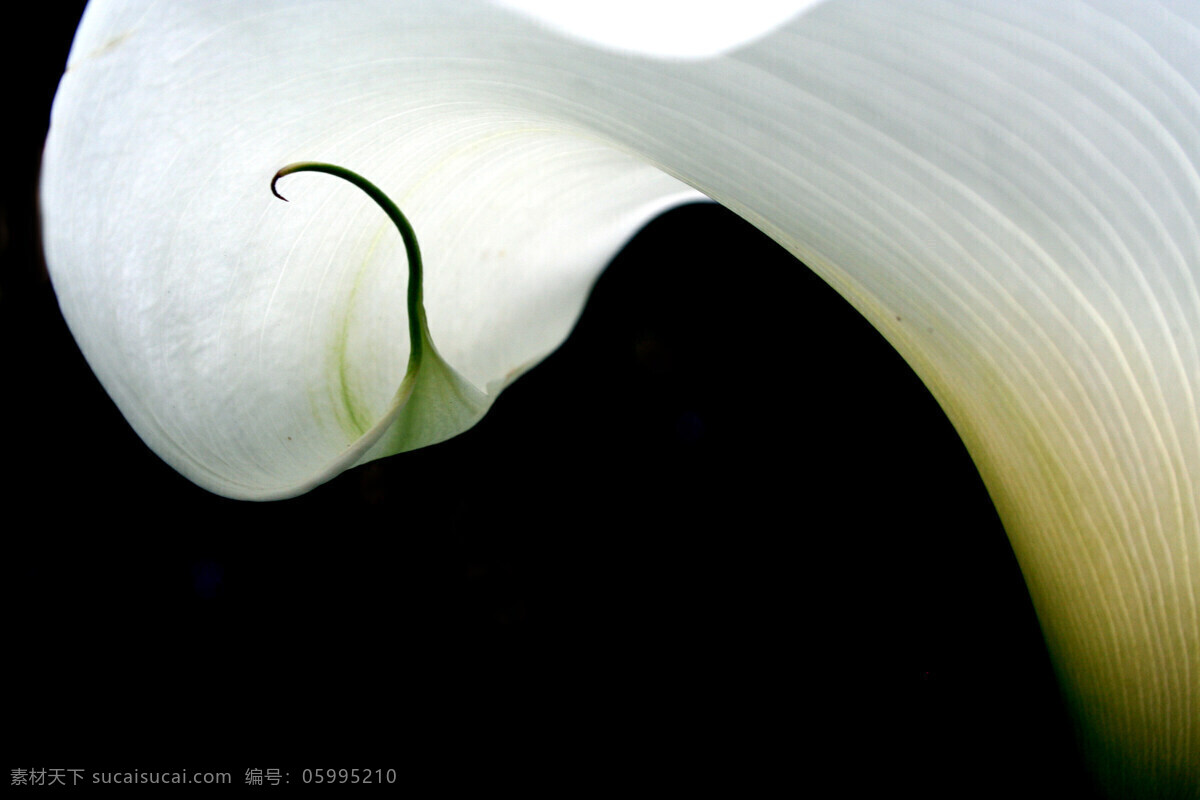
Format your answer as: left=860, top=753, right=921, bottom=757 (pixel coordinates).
left=495, top=0, right=823, bottom=57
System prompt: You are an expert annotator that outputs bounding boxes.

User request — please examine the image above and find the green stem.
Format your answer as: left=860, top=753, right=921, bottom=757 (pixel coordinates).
left=271, top=162, right=426, bottom=372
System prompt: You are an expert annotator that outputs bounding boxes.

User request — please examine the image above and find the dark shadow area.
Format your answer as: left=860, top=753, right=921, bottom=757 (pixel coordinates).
left=3, top=4, right=1099, bottom=797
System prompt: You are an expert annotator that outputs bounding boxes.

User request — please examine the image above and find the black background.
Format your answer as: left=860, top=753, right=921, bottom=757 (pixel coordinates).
left=4, top=4, right=1100, bottom=797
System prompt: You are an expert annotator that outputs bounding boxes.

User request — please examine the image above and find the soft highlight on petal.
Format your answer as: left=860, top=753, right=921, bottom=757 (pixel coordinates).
left=494, top=0, right=824, bottom=58
left=41, top=1, right=1199, bottom=796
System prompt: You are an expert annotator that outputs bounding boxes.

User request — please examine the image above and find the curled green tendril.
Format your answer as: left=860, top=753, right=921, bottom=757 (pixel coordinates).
left=271, top=162, right=426, bottom=371
left=269, top=161, right=487, bottom=460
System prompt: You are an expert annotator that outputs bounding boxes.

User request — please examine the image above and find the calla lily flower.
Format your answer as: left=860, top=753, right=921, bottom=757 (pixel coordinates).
left=40, top=1, right=1198, bottom=796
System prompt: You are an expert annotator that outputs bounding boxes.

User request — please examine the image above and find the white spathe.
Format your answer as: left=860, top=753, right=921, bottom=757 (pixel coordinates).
left=493, top=0, right=825, bottom=57
left=40, top=1, right=1199, bottom=797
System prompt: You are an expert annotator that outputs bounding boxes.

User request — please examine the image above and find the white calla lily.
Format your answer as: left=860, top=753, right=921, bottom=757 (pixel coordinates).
left=40, top=0, right=1198, bottom=796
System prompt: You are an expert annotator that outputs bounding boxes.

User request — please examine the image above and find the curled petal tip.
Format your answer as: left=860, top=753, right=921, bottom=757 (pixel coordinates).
left=269, top=171, right=288, bottom=201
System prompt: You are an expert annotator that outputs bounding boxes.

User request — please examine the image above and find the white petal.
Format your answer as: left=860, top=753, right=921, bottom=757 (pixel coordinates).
left=494, top=0, right=824, bottom=58
left=43, top=0, right=701, bottom=499
left=41, top=0, right=1199, bottom=794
